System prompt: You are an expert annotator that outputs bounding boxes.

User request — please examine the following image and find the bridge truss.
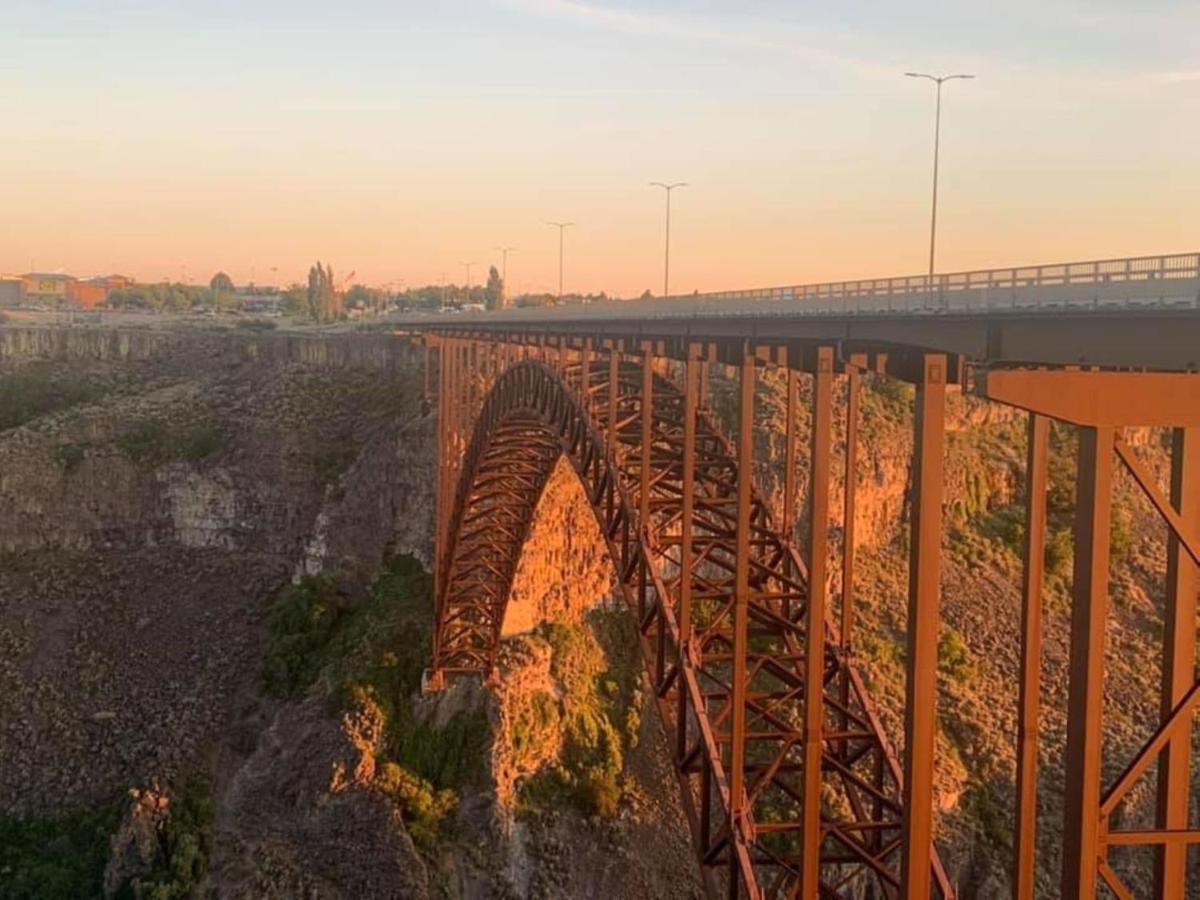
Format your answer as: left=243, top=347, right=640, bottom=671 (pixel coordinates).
left=418, top=329, right=1200, bottom=899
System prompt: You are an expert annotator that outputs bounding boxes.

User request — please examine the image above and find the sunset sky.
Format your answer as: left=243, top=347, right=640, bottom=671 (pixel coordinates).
left=2, top=1, right=1196, bottom=296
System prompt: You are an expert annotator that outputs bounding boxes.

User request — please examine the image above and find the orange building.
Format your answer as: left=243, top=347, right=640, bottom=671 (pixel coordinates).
left=67, top=275, right=133, bottom=309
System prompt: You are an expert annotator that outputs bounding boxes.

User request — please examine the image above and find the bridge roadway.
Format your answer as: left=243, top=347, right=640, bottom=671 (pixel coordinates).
left=411, top=251, right=1200, bottom=899
left=399, top=251, right=1200, bottom=371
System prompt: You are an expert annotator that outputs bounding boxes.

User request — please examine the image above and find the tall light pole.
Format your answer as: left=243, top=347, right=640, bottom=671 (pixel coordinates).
left=494, top=246, right=517, bottom=308
left=649, top=181, right=687, bottom=298
left=905, top=72, right=974, bottom=278
left=460, top=261, right=475, bottom=305
left=545, top=222, right=575, bottom=305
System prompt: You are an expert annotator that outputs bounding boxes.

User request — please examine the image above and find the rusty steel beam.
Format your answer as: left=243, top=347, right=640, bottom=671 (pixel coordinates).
left=784, top=366, right=799, bottom=542
left=801, top=347, right=834, bottom=896
left=1061, top=425, right=1115, bottom=899
left=842, top=359, right=862, bottom=650
left=1014, top=413, right=1048, bottom=898
left=678, top=345, right=699, bottom=763
left=901, top=354, right=947, bottom=899
left=977, top=368, right=1200, bottom=427
left=729, top=349, right=755, bottom=894
left=1156, top=426, right=1199, bottom=898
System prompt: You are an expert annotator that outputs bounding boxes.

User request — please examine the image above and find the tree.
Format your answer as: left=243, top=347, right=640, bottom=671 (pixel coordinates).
left=210, top=272, right=235, bottom=293
left=306, top=262, right=339, bottom=322
left=484, top=266, right=503, bottom=310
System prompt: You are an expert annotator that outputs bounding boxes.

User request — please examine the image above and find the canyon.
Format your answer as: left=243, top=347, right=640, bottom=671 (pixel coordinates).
left=0, top=324, right=1190, bottom=897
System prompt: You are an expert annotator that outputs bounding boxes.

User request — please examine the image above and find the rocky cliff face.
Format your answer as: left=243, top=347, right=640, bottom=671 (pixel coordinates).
left=0, top=327, right=430, bottom=818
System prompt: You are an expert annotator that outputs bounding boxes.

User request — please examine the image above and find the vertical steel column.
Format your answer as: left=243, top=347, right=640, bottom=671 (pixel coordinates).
left=801, top=347, right=833, bottom=897
left=678, top=345, right=699, bottom=761
left=1014, top=413, right=1048, bottom=898
left=641, top=347, right=654, bottom=528
left=700, top=356, right=710, bottom=410
left=729, top=349, right=756, bottom=893
left=432, top=336, right=447, bottom=668
left=842, top=363, right=861, bottom=648
left=422, top=340, right=432, bottom=404
left=580, top=339, right=592, bottom=412
left=1061, top=425, right=1115, bottom=899
left=783, top=366, right=799, bottom=541
left=608, top=347, right=621, bottom=458
left=1155, top=426, right=1199, bottom=898
left=639, top=347, right=655, bottom=622
left=900, top=354, right=946, bottom=899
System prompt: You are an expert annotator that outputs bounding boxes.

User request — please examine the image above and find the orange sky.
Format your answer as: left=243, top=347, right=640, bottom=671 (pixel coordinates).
left=2, top=1, right=1196, bottom=296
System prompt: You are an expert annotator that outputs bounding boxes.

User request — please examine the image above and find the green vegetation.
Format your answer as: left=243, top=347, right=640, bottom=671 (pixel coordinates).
left=517, top=607, right=643, bottom=819
left=0, top=804, right=120, bottom=899
left=261, top=556, right=488, bottom=848
left=938, top=627, right=975, bottom=686
left=116, top=418, right=224, bottom=467
left=261, top=572, right=345, bottom=699
left=0, top=780, right=213, bottom=900
left=0, top=365, right=106, bottom=431
left=115, top=781, right=214, bottom=900
left=55, top=443, right=86, bottom=474
left=234, top=319, right=276, bottom=332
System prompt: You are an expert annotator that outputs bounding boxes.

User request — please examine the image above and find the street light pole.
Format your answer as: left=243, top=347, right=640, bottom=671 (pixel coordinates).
left=650, top=181, right=687, bottom=298
left=545, top=222, right=575, bottom=305
left=905, top=72, right=974, bottom=278
left=460, top=261, right=475, bottom=304
left=494, top=246, right=517, bottom=308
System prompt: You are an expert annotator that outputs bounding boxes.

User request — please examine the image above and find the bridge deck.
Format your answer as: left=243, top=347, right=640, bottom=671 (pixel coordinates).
left=399, top=251, right=1200, bottom=371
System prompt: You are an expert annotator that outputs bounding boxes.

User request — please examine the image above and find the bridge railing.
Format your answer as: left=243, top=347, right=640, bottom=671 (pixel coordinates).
left=676, top=252, right=1200, bottom=313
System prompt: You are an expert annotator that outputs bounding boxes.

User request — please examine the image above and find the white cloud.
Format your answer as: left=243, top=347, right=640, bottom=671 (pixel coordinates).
left=494, top=0, right=893, bottom=78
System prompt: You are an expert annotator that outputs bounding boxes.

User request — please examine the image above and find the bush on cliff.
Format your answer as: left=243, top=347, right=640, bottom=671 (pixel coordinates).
left=116, top=418, right=224, bottom=467
left=0, top=804, right=119, bottom=899
left=0, top=365, right=106, bottom=431
left=261, top=556, right=488, bottom=847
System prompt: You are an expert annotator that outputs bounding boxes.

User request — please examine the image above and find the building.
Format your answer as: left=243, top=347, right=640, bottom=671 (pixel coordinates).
left=0, top=276, right=22, bottom=307
left=69, top=275, right=132, bottom=309
left=21, top=273, right=74, bottom=304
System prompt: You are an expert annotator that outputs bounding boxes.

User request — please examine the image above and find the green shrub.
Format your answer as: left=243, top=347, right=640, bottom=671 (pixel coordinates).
left=0, top=804, right=120, bottom=899
left=0, top=366, right=106, bottom=431
left=517, top=610, right=641, bottom=820
left=938, top=627, right=974, bottom=685
left=55, top=443, right=85, bottom=474
left=116, top=418, right=223, bottom=467
left=116, top=781, right=214, bottom=900
left=375, top=762, right=457, bottom=849
left=262, top=572, right=345, bottom=699
left=262, top=556, right=488, bottom=849
left=235, top=319, right=277, bottom=332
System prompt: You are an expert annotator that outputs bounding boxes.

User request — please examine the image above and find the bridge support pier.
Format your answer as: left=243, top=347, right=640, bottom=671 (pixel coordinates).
left=1013, top=413, right=1048, bottom=898
left=1154, top=426, right=1199, bottom=899
left=901, top=353, right=947, bottom=899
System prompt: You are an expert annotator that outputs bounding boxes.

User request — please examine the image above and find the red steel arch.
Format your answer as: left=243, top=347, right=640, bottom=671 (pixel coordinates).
left=431, top=356, right=951, bottom=898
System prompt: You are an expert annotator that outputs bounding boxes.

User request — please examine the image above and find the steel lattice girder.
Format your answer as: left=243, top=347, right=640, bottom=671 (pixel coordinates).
left=432, top=353, right=952, bottom=898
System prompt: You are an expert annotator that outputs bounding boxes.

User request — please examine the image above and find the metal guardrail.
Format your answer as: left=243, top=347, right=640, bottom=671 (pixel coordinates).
left=691, top=252, right=1200, bottom=305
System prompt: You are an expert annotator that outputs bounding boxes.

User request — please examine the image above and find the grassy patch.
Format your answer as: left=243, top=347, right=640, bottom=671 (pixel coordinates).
left=517, top=606, right=643, bottom=819
left=261, top=556, right=488, bottom=848
left=116, top=418, right=224, bottom=467
left=235, top=319, right=277, bottom=332
left=0, top=804, right=120, bottom=899
left=0, top=366, right=107, bottom=431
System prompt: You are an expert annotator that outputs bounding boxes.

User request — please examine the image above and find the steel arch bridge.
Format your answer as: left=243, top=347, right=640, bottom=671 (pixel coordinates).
left=428, top=345, right=950, bottom=898
left=413, top=251, right=1200, bottom=899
